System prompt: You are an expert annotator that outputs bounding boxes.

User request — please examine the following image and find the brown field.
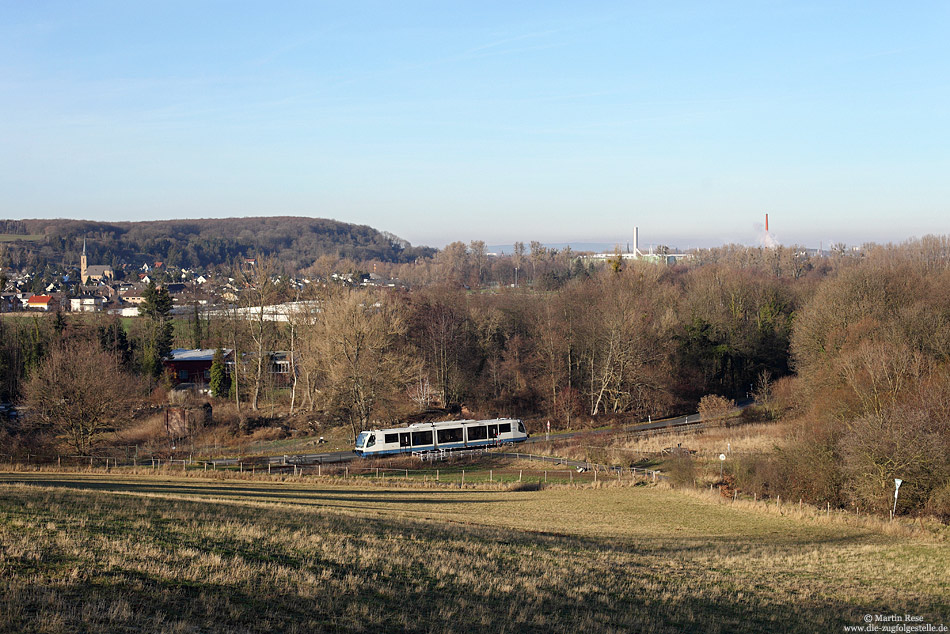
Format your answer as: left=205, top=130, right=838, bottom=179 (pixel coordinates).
left=0, top=472, right=947, bottom=633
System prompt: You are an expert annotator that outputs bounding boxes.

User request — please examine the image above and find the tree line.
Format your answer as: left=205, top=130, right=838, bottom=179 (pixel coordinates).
left=0, top=216, right=435, bottom=275
left=3, top=236, right=949, bottom=519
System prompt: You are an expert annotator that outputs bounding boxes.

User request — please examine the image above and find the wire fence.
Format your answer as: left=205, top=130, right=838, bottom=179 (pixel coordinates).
left=1, top=449, right=663, bottom=484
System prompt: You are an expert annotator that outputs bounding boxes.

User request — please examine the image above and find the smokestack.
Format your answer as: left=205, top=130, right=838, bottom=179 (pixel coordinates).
left=765, top=214, right=769, bottom=233
left=634, top=226, right=639, bottom=256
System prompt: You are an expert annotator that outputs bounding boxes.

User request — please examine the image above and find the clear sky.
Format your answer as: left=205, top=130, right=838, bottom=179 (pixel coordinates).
left=2, top=1, right=948, bottom=249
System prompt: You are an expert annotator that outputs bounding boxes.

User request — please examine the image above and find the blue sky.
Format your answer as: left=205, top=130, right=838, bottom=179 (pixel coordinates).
left=2, top=2, right=948, bottom=249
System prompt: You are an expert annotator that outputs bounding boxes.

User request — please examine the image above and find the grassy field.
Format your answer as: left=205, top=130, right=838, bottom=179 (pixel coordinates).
left=0, top=233, right=43, bottom=242
left=1, top=472, right=947, bottom=633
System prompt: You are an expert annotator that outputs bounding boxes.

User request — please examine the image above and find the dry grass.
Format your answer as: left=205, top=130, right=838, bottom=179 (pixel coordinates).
left=617, top=421, right=792, bottom=456
left=529, top=421, right=791, bottom=468
left=1, top=472, right=947, bottom=633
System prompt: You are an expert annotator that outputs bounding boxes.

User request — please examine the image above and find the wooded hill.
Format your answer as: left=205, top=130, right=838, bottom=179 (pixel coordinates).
left=0, top=217, right=435, bottom=272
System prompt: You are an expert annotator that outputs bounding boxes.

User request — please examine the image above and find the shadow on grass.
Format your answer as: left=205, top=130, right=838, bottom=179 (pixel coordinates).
left=1, top=482, right=947, bottom=633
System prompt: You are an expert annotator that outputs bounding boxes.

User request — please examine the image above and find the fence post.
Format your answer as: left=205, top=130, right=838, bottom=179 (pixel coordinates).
left=490, top=469, right=493, bottom=482
left=405, top=469, right=408, bottom=479
left=544, top=470, right=547, bottom=483
left=268, top=463, right=271, bottom=475
left=436, top=469, right=439, bottom=481
left=318, top=464, right=321, bottom=477
left=519, top=470, right=522, bottom=482
left=461, top=470, right=465, bottom=486
left=58, top=456, right=61, bottom=468
left=345, top=466, right=348, bottom=479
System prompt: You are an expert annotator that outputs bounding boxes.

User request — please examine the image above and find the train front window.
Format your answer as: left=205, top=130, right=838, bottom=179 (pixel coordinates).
left=355, top=432, right=369, bottom=448
left=518, top=421, right=526, bottom=434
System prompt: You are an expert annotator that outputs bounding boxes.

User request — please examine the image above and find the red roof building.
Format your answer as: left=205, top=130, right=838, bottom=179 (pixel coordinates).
left=27, top=295, right=57, bottom=311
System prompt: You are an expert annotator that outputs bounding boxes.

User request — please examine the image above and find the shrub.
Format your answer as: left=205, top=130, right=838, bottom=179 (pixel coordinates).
left=740, top=405, right=770, bottom=425
left=698, top=394, right=735, bottom=426
left=925, top=480, right=950, bottom=522
left=840, top=408, right=949, bottom=515
left=665, top=455, right=697, bottom=488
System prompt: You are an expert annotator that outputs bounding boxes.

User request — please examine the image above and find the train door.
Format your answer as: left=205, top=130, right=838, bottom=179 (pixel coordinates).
left=400, top=432, right=411, bottom=448
left=488, top=424, right=498, bottom=443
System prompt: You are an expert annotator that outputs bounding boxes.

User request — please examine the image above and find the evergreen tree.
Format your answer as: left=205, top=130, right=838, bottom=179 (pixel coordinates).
left=97, top=318, right=134, bottom=368
left=140, top=280, right=174, bottom=379
left=53, top=310, right=67, bottom=336
left=209, top=348, right=229, bottom=398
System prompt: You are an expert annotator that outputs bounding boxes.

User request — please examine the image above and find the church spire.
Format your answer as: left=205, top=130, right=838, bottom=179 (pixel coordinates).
left=80, top=237, right=88, bottom=282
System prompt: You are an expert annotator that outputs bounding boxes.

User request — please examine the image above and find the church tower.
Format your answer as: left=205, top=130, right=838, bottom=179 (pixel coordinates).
left=80, top=238, right=88, bottom=282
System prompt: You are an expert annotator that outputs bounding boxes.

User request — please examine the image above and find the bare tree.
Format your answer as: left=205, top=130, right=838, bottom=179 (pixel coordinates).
left=22, top=339, right=144, bottom=454
left=310, top=289, right=415, bottom=439
left=235, top=256, right=284, bottom=411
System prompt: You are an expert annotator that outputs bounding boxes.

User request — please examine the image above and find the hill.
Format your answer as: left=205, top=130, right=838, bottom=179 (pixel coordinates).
left=0, top=217, right=434, bottom=273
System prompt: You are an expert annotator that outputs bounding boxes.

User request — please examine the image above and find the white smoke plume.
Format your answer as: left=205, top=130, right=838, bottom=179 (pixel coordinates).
left=753, top=223, right=779, bottom=249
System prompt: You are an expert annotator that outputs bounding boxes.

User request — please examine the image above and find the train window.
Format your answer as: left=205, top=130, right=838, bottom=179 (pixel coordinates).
left=499, top=423, right=511, bottom=434
left=384, top=433, right=398, bottom=444
left=437, top=428, right=463, bottom=444
left=367, top=434, right=376, bottom=448
left=400, top=433, right=411, bottom=447
left=411, top=430, right=433, bottom=446
left=467, top=425, right=487, bottom=441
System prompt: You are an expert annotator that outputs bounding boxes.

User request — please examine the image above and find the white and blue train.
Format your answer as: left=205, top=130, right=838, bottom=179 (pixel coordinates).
left=354, top=418, right=528, bottom=457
